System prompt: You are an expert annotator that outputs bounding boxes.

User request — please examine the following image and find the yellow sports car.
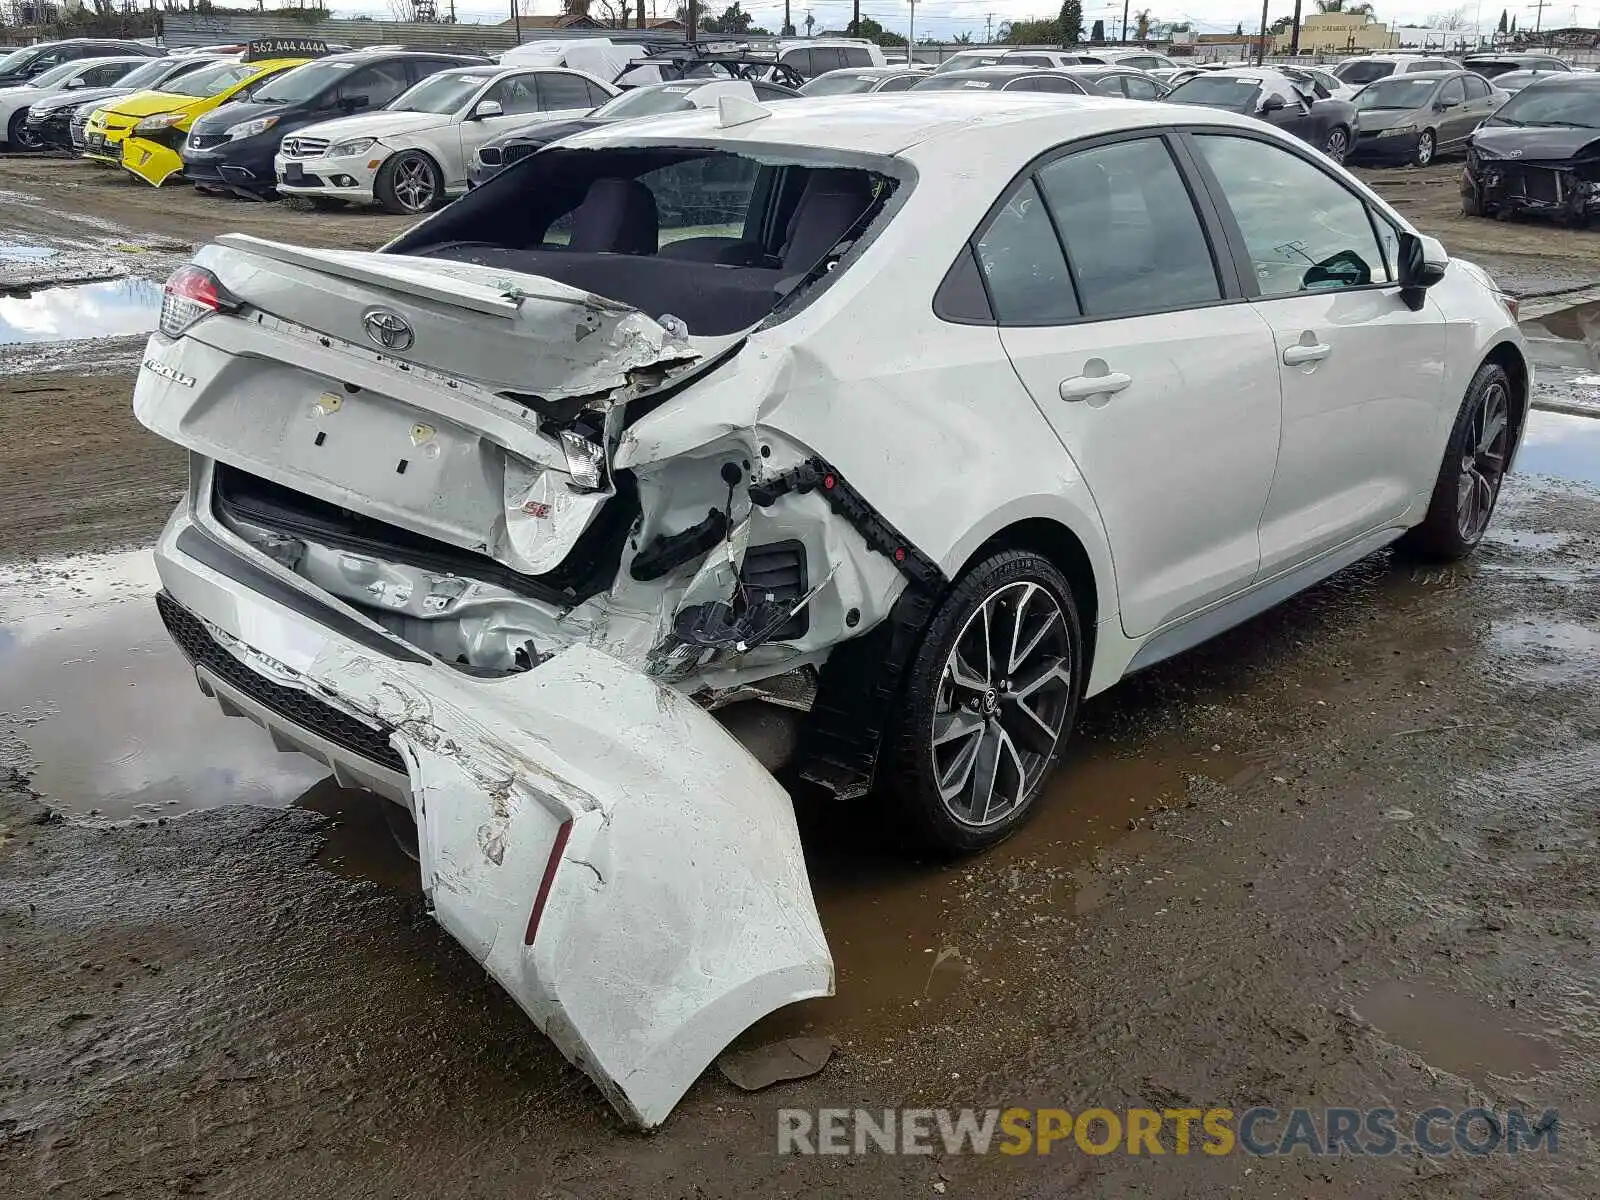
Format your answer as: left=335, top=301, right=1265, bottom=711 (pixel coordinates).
left=84, top=48, right=319, bottom=186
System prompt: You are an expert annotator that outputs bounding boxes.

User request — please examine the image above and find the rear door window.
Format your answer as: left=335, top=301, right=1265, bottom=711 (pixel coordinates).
left=1463, top=74, right=1490, bottom=99
left=974, top=179, right=1079, bottom=323
left=841, top=47, right=875, bottom=68
left=339, top=61, right=411, bottom=109
left=1122, top=74, right=1163, bottom=100
left=536, top=72, right=599, bottom=111
left=1037, top=137, right=1221, bottom=318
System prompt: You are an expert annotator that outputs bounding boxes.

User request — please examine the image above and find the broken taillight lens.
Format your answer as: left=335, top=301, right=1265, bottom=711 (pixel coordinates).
left=159, top=264, right=237, bottom=339
left=560, top=430, right=607, bottom=492
left=524, top=819, right=573, bottom=946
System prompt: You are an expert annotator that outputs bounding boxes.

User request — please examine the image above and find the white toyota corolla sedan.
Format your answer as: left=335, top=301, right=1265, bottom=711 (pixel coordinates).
left=273, top=63, right=616, bottom=212
left=134, top=93, right=1527, bottom=1127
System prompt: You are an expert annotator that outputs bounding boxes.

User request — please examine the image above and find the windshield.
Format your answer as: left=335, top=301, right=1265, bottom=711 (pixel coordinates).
left=1467, top=60, right=1527, bottom=79
left=1166, top=77, right=1260, bottom=108
left=120, top=57, right=191, bottom=89
left=163, top=62, right=257, bottom=99
left=1334, top=60, right=1396, bottom=84
left=1353, top=77, right=1439, bottom=110
left=32, top=60, right=92, bottom=88
left=800, top=72, right=882, bottom=96
left=933, top=52, right=1000, bottom=75
left=388, top=70, right=493, bottom=114
left=590, top=83, right=696, bottom=117
left=912, top=73, right=1010, bottom=91
left=0, top=47, right=37, bottom=76
left=1487, top=81, right=1600, bottom=128
left=252, top=59, right=355, bottom=103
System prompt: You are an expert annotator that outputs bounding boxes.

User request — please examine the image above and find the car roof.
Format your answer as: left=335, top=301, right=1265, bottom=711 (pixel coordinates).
left=932, top=67, right=1074, bottom=81
left=1379, top=69, right=1461, bottom=79
left=557, top=92, right=1267, bottom=158
left=814, top=65, right=919, bottom=78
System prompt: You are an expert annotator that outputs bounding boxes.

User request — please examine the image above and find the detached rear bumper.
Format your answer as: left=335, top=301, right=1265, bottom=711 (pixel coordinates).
left=152, top=501, right=833, bottom=1127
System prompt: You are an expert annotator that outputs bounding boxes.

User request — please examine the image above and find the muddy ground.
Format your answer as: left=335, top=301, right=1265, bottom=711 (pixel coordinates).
left=2, top=156, right=1600, bottom=1199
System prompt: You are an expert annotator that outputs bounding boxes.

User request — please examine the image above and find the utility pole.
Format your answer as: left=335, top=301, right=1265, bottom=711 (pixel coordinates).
left=1121, top=0, right=1129, bottom=42
left=908, top=0, right=917, bottom=52
left=1289, top=0, right=1302, bottom=55
left=1255, top=0, right=1269, bottom=64
left=1525, top=0, right=1549, bottom=31
left=688, top=0, right=697, bottom=44
left=986, top=11, right=993, bottom=42
left=511, top=0, right=521, bottom=45
left=851, top=0, right=859, bottom=35
left=785, top=0, right=792, bottom=36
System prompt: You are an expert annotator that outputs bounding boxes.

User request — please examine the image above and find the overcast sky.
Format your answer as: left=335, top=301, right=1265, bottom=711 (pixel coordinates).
left=340, top=0, right=1584, bottom=44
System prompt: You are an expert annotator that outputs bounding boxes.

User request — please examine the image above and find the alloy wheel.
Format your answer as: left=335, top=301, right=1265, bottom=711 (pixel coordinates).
left=1324, top=127, right=1349, bottom=163
left=1416, top=131, right=1435, bottom=167
left=931, top=581, right=1073, bottom=828
left=1457, top=379, right=1509, bottom=541
left=8, top=114, right=40, bottom=152
left=391, top=154, right=436, bottom=213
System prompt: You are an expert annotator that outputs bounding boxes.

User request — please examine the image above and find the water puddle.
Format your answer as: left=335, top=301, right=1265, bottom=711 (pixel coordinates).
left=0, top=275, right=162, bottom=346
left=1488, top=617, right=1600, bottom=684
left=1516, top=409, right=1600, bottom=486
left=1357, top=979, right=1561, bottom=1083
left=0, top=549, right=327, bottom=820
left=0, top=239, right=128, bottom=294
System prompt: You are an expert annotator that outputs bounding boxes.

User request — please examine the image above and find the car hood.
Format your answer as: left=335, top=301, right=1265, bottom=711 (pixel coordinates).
left=296, top=109, right=451, bottom=143
left=489, top=116, right=608, bottom=150
left=190, top=98, right=289, bottom=136
left=28, top=84, right=134, bottom=114
left=1472, top=123, right=1600, bottom=162
left=0, top=83, right=53, bottom=109
left=1355, top=107, right=1422, bottom=131
left=103, top=88, right=206, bottom=120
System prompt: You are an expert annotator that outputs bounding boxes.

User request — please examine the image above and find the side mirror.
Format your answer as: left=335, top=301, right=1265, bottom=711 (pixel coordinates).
left=1398, top=231, right=1448, bottom=310
left=65, top=78, right=84, bottom=89
left=1260, top=94, right=1286, bottom=113
left=472, top=99, right=503, bottom=120
left=340, top=93, right=369, bottom=112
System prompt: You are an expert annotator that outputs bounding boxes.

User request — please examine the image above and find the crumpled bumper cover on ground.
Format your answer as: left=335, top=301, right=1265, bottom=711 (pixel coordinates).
left=153, top=507, right=834, bottom=1128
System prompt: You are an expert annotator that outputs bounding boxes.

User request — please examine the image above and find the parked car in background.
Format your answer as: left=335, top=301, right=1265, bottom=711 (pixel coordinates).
left=183, top=49, right=489, bottom=199
left=1484, top=68, right=1565, bottom=97
left=1464, top=53, right=1572, bottom=79
left=29, top=54, right=226, bottom=152
left=913, top=67, right=1090, bottom=96
left=1334, top=54, right=1463, bottom=87
left=274, top=65, right=616, bottom=213
left=774, top=37, right=885, bottom=79
left=1166, top=67, right=1357, bottom=161
left=1050, top=64, right=1170, bottom=100
left=932, top=48, right=1107, bottom=74
left=800, top=66, right=927, bottom=96
left=468, top=77, right=798, bottom=189
left=1296, top=65, right=1359, bottom=102
left=1094, top=48, right=1180, bottom=72
left=135, top=90, right=1524, bottom=1131
left=1462, top=72, right=1600, bottom=223
left=1349, top=70, right=1505, bottom=167
left=93, top=45, right=325, bottom=186
left=0, top=38, right=162, bottom=88
left=0, top=56, right=148, bottom=149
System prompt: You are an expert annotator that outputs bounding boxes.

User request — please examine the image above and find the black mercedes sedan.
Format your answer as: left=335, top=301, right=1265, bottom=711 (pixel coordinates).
left=1462, top=73, right=1600, bottom=224
left=1165, top=67, right=1357, bottom=162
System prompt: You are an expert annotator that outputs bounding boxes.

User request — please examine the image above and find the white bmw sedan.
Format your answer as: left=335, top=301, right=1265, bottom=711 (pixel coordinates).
left=273, top=63, right=616, bottom=212
left=135, top=93, right=1526, bottom=1127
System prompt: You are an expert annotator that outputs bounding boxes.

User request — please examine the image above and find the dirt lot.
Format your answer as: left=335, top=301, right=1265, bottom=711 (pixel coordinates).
left=3, top=155, right=1600, bottom=1199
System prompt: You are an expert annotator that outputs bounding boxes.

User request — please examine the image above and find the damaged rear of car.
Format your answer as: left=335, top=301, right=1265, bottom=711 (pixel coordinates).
left=135, top=109, right=937, bottom=1126
left=1462, top=73, right=1600, bottom=223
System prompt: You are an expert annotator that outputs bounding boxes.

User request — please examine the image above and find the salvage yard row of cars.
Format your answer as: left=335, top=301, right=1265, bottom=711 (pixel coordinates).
left=0, top=30, right=1560, bottom=1127
left=5, top=36, right=1594, bottom=216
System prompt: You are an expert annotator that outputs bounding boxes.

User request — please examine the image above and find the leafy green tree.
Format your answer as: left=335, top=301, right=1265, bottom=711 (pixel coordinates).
left=1058, top=0, right=1083, bottom=45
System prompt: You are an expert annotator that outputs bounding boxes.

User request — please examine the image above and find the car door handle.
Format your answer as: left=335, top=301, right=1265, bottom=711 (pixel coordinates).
left=1059, top=370, right=1131, bottom=401
left=1282, top=342, right=1331, bottom=366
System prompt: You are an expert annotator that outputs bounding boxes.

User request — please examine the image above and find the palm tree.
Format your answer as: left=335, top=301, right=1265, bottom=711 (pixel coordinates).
left=1315, top=0, right=1376, bottom=15
left=1133, top=7, right=1151, bottom=39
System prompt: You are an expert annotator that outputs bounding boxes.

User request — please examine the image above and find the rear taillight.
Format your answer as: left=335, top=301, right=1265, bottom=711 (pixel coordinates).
left=523, top=819, right=573, bottom=946
left=159, top=264, right=237, bottom=339
left=1499, top=293, right=1519, bottom=319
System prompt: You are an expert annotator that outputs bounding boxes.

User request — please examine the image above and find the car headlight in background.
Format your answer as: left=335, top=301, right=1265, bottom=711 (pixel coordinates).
left=225, top=114, right=279, bottom=140
left=1376, top=124, right=1419, bottom=138
left=328, top=137, right=375, bottom=157
left=133, top=112, right=185, bottom=135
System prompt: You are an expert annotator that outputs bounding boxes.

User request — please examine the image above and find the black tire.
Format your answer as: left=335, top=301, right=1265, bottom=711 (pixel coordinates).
left=1323, top=125, right=1351, bottom=164
left=1414, top=129, right=1436, bottom=168
left=883, top=549, right=1084, bottom=856
left=7, top=111, right=40, bottom=152
left=1397, top=361, right=1514, bottom=562
left=1461, top=187, right=1482, bottom=217
left=374, top=150, right=443, bottom=215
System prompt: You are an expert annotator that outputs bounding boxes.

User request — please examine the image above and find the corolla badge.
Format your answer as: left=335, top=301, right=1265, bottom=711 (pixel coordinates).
left=362, top=308, right=414, bottom=351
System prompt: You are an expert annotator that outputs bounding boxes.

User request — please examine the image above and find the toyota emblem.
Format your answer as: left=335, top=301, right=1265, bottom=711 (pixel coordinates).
left=362, top=308, right=414, bottom=352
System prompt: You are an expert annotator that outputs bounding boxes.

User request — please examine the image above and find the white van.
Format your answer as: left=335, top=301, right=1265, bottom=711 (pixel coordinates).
left=776, top=37, right=885, bottom=79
